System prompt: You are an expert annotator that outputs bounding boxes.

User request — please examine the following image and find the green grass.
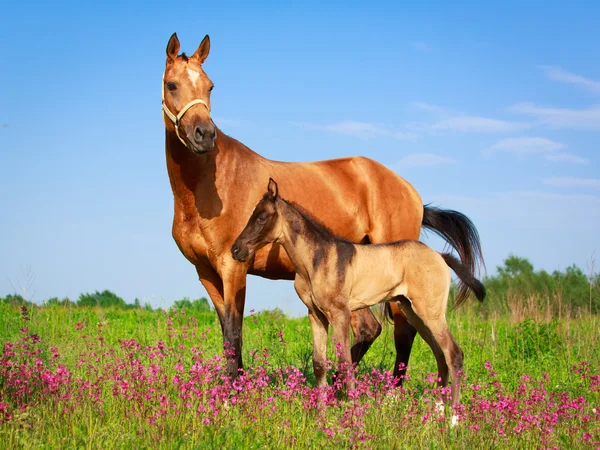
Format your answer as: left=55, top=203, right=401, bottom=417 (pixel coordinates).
left=0, top=302, right=598, bottom=449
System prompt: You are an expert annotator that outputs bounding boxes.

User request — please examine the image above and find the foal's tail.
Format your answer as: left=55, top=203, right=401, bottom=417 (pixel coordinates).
left=441, top=253, right=486, bottom=307
left=422, top=205, right=485, bottom=306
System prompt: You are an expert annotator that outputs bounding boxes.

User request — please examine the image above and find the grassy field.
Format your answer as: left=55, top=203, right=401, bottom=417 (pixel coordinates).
left=0, top=301, right=598, bottom=449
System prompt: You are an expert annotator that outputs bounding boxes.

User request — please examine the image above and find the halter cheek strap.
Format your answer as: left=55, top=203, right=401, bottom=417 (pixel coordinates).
left=162, top=75, right=211, bottom=147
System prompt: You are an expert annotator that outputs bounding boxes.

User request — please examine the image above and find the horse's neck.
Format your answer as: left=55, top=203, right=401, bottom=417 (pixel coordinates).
left=165, top=128, right=263, bottom=212
left=278, top=202, right=327, bottom=277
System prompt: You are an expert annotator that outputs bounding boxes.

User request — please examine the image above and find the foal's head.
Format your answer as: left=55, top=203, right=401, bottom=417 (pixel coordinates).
left=162, top=33, right=216, bottom=154
left=231, top=179, right=283, bottom=263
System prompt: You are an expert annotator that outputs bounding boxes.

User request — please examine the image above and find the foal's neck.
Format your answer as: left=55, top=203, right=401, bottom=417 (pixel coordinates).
left=278, top=200, right=333, bottom=277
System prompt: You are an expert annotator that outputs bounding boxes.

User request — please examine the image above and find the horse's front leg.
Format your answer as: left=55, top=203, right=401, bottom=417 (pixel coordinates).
left=197, top=263, right=245, bottom=377
left=196, top=261, right=247, bottom=377
left=350, top=308, right=382, bottom=366
left=219, top=260, right=248, bottom=378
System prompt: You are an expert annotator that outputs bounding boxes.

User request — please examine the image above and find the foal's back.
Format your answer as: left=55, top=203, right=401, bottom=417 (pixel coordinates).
left=347, top=240, right=451, bottom=312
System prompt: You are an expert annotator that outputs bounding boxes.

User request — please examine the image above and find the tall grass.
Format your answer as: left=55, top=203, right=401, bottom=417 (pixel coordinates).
left=0, top=299, right=598, bottom=449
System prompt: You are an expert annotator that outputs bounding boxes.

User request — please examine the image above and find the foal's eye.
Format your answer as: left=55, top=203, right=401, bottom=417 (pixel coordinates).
left=167, top=82, right=177, bottom=92
left=257, top=216, right=267, bottom=225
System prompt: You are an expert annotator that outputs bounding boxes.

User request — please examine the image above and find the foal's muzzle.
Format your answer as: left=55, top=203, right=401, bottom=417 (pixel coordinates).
left=231, top=243, right=250, bottom=262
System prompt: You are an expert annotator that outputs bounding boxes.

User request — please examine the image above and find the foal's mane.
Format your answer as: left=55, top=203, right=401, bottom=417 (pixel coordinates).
left=279, top=197, right=353, bottom=245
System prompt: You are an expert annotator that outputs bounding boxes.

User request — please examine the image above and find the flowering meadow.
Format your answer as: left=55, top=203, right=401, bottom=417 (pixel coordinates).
left=0, top=302, right=598, bottom=449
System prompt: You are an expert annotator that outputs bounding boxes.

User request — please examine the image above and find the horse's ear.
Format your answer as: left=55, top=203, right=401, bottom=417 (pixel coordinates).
left=268, top=178, right=278, bottom=199
left=191, top=35, right=210, bottom=64
left=166, top=33, right=180, bottom=64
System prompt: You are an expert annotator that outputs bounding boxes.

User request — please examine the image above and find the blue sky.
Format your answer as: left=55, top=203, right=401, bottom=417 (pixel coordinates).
left=1, top=1, right=599, bottom=316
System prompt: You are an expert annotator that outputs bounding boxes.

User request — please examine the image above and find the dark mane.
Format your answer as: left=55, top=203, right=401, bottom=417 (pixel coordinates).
left=179, top=52, right=189, bottom=62
left=278, top=197, right=356, bottom=277
left=281, top=198, right=353, bottom=245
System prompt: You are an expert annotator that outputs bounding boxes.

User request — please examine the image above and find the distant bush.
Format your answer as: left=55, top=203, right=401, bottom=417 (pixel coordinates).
left=77, top=290, right=131, bottom=309
left=45, top=297, right=74, bottom=307
left=172, top=297, right=211, bottom=313
left=0, top=294, right=30, bottom=306
left=1, top=255, right=598, bottom=318
left=480, top=255, right=600, bottom=316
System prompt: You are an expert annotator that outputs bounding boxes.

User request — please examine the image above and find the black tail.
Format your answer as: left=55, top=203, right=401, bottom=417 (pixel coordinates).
left=422, top=205, right=485, bottom=305
left=441, top=253, right=486, bottom=308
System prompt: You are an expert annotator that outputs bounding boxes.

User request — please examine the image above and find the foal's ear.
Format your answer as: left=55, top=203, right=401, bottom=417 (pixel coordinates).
left=191, top=35, right=211, bottom=64
left=166, top=33, right=180, bottom=64
left=267, top=178, right=279, bottom=199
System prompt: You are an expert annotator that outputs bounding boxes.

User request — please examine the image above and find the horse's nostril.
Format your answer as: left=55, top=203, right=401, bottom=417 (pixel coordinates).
left=195, top=127, right=204, bottom=141
left=231, top=244, right=239, bottom=256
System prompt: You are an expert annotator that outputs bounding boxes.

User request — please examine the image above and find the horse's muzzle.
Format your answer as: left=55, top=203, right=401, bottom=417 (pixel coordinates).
left=190, top=124, right=216, bottom=153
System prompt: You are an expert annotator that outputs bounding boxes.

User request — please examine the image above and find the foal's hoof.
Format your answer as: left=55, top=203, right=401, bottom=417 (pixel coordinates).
left=450, top=414, right=459, bottom=428
left=435, top=400, right=444, bottom=415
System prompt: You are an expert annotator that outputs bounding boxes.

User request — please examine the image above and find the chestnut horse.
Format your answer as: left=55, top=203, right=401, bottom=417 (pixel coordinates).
left=232, top=179, right=485, bottom=405
left=162, top=33, right=484, bottom=379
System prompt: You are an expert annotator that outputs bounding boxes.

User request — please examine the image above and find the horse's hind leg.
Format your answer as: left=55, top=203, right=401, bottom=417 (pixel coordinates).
left=390, top=301, right=417, bottom=385
left=350, top=308, right=382, bottom=366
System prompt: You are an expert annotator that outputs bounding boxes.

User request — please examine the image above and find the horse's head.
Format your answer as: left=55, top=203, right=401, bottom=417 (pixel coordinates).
left=232, top=179, right=282, bottom=263
left=162, top=33, right=216, bottom=154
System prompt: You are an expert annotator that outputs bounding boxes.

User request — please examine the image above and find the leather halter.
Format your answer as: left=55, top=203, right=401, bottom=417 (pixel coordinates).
left=161, top=74, right=211, bottom=147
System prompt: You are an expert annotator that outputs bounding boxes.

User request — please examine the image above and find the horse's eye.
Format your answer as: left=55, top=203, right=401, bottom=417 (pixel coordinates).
left=257, top=216, right=267, bottom=225
left=209, top=85, right=214, bottom=92
left=167, top=82, right=177, bottom=92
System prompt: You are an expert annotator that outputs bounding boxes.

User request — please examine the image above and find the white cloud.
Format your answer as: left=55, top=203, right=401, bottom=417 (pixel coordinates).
left=394, top=152, right=456, bottom=169
left=509, top=103, right=600, bottom=130
left=413, top=102, right=446, bottom=113
left=539, top=66, right=600, bottom=93
left=484, top=137, right=565, bottom=156
left=483, top=137, right=587, bottom=165
left=293, top=121, right=417, bottom=140
left=543, top=177, right=600, bottom=188
left=545, top=153, right=590, bottom=165
left=431, top=116, right=531, bottom=133
left=414, top=102, right=531, bottom=133
left=410, top=41, right=432, bottom=52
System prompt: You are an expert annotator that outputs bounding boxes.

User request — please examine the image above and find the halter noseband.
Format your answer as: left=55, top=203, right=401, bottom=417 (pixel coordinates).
left=162, top=75, right=211, bottom=148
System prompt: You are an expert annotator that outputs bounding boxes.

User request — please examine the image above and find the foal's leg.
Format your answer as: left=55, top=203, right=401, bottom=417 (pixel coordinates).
left=432, top=326, right=464, bottom=407
left=368, top=229, right=419, bottom=385
left=325, top=305, right=354, bottom=391
left=398, top=296, right=464, bottom=407
left=395, top=298, right=450, bottom=390
left=308, top=309, right=330, bottom=387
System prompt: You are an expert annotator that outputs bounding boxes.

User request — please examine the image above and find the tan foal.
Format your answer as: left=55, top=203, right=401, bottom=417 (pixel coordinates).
left=232, top=179, right=485, bottom=406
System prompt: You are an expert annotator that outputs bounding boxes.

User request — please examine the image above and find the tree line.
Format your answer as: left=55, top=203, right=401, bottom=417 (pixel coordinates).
left=2, top=256, right=599, bottom=316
